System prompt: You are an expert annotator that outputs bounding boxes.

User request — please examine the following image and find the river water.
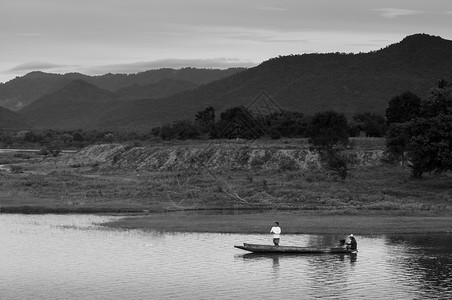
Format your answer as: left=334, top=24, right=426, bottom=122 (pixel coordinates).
left=1, top=214, right=451, bottom=299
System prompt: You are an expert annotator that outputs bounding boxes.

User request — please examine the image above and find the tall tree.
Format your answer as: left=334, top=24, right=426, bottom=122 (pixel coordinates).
left=351, top=112, right=387, bottom=137
left=217, top=106, right=262, bottom=139
left=386, top=91, right=421, bottom=124
left=195, top=106, right=216, bottom=134
left=307, top=111, right=349, bottom=152
left=268, top=111, right=307, bottom=138
left=386, top=80, right=452, bottom=178
left=307, top=111, right=349, bottom=179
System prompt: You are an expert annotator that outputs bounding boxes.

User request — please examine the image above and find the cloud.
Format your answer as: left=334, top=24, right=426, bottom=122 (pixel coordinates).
left=374, top=8, right=423, bottom=19
left=2, top=58, right=256, bottom=81
left=7, top=61, right=77, bottom=73
left=82, top=58, right=257, bottom=75
left=219, top=27, right=311, bottom=44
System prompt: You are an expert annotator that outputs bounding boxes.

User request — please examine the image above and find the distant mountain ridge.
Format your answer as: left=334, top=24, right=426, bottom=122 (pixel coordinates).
left=94, top=33, right=452, bottom=130
left=0, top=106, right=28, bottom=129
left=18, top=80, right=116, bottom=129
left=6, top=33, right=452, bottom=131
left=114, top=78, right=198, bottom=101
left=0, top=68, right=244, bottom=111
left=17, top=78, right=201, bottom=130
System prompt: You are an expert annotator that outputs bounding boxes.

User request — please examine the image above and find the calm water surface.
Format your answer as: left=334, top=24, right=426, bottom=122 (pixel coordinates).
left=1, top=214, right=451, bottom=299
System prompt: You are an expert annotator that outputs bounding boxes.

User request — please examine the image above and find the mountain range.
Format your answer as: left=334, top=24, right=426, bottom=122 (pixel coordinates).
left=0, top=67, right=243, bottom=111
left=1, top=33, right=452, bottom=131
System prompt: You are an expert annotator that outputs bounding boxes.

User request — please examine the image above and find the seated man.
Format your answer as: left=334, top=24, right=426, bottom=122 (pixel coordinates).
left=346, top=234, right=357, bottom=251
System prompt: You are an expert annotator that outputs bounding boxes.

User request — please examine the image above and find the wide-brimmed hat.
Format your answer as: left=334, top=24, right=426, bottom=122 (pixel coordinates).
left=349, top=234, right=354, bottom=237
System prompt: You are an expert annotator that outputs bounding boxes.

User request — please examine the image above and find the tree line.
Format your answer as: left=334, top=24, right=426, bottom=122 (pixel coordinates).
left=0, top=129, right=149, bottom=150
left=150, top=107, right=386, bottom=141
left=0, top=109, right=385, bottom=150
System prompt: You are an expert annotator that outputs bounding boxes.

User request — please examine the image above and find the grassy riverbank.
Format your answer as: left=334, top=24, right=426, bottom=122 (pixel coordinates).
left=1, top=163, right=451, bottom=214
left=103, top=211, right=452, bottom=235
left=1, top=140, right=451, bottom=219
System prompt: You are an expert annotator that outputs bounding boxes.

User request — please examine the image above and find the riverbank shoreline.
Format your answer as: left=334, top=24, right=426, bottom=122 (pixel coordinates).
left=102, top=210, right=452, bottom=235
left=1, top=206, right=450, bottom=235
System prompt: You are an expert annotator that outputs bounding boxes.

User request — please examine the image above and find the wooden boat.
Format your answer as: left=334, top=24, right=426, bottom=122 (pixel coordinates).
left=234, top=243, right=357, bottom=254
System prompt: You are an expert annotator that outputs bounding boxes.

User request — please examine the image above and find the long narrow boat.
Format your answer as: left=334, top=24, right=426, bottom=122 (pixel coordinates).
left=234, top=243, right=357, bottom=254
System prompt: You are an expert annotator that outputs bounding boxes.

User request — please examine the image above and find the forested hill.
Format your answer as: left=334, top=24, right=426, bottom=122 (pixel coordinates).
left=0, top=68, right=244, bottom=111
left=7, top=33, right=452, bottom=131
left=18, top=80, right=117, bottom=130
left=116, top=33, right=452, bottom=128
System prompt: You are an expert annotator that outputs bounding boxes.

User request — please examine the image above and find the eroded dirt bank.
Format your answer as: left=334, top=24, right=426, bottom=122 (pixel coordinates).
left=55, top=141, right=385, bottom=172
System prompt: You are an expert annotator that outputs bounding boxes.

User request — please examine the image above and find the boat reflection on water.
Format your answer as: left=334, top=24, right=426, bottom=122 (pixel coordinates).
left=236, top=251, right=358, bottom=290
left=239, top=252, right=357, bottom=263
left=238, top=253, right=282, bottom=275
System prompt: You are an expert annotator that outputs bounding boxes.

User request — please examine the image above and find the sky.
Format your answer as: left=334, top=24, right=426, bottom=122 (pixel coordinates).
left=1, top=0, right=452, bottom=83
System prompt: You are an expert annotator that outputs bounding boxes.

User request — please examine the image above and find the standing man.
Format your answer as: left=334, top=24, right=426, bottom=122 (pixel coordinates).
left=270, top=222, right=281, bottom=246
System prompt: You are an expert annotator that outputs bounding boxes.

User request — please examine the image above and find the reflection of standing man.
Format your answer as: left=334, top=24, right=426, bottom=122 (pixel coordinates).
left=270, top=222, right=281, bottom=246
